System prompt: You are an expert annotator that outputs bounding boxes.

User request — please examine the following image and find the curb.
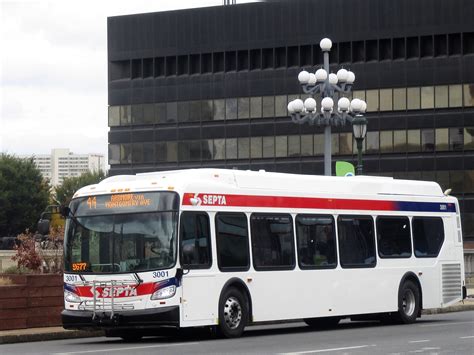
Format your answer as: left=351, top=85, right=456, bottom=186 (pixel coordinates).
left=422, top=301, right=474, bottom=315
left=0, top=330, right=104, bottom=345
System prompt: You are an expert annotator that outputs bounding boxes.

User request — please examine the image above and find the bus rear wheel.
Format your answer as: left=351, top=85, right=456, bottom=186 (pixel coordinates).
left=218, top=287, right=248, bottom=338
left=304, top=316, right=340, bottom=329
left=395, top=280, right=420, bottom=324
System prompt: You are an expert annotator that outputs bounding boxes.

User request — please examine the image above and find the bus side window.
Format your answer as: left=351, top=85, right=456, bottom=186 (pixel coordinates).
left=295, top=214, right=337, bottom=269
left=412, top=217, right=444, bottom=257
left=337, top=215, right=376, bottom=268
left=250, top=213, right=295, bottom=271
left=216, top=213, right=250, bottom=272
left=376, top=216, right=412, bottom=258
left=180, top=212, right=212, bottom=269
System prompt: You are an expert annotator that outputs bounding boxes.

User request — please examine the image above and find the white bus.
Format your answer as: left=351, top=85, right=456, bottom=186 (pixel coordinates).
left=58, top=169, right=466, bottom=340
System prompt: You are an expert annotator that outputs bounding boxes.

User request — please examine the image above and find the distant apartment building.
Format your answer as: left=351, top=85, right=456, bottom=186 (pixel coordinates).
left=22, top=149, right=106, bottom=186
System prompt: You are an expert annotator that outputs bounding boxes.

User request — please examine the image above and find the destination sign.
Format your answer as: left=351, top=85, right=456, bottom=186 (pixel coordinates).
left=72, top=192, right=178, bottom=216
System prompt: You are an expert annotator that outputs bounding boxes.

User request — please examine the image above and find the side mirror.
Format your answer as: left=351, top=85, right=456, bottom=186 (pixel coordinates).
left=37, top=219, right=50, bottom=235
left=59, top=206, right=71, bottom=218
left=175, top=268, right=184, bottom=283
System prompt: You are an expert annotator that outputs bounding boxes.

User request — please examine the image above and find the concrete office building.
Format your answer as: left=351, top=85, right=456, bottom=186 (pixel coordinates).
left=106, top=0, right=474, bottom=244
left=23, top=149, right=106, bottom=186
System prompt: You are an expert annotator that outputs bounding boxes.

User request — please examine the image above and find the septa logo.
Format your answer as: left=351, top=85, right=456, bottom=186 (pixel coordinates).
left=93, top=286, right=138, bottom=298
left=202, top=194, right=227, bottom=205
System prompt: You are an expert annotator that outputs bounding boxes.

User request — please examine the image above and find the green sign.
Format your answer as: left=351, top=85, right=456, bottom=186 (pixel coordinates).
left=336, top=161, right=355, bottom=177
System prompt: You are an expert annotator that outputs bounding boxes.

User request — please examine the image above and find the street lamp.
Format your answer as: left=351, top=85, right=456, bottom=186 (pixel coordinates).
left=288, top=38, right=367, bottom=176
left=352, top=114, right=368, bottom=175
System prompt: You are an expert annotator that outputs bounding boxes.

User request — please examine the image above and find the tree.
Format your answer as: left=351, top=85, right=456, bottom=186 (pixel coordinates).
left=54, top=170, right=106, bottom=206
left=0, top=154, right=50, bottom=237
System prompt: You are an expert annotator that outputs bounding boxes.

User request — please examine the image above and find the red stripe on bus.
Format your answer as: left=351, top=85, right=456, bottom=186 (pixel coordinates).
left=182, top=193, right=395, bottom=211
left=75, top=282, right=155, bottom=298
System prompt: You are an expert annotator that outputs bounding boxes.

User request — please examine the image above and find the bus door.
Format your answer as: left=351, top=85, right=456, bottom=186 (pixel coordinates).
left=179, top=211, right=217, bottom=323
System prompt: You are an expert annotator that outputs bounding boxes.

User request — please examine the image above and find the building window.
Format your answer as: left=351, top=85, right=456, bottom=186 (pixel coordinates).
left=407, top=87, right=421, bottom=110
left=250, top=97, right=262, bottom=118
left=366, top=131, right=380, bottom=154
left=435, top=128, right=449, bottom=151
left=250, top=137, right=263, bottom=158
left=379, top=89, right=393, bottom=111
left=464, top=127, right=474, bottom=150
left=421, top=129, right=435, bottom=152
left=393, top=130, right=407, bottom=153
left=213, top=99, right=225, bottom=120
left=226, top=98, right=237, bottom=120
left=108, top=106, right=120, bottom=127
left=449, top=85, right=463, bottom=107
left=238, top=98, right=250, bottom=119
left=262, top=136, right=275, bottom=158
left=226, top=138, right=237, bottom=159
left=421, top=86, right=434, bottom=109
left=238, top=137, right=250, bottom=159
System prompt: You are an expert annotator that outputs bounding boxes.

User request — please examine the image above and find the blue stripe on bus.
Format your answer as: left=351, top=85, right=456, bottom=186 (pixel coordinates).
left=395, top=201, right=456, bottom=213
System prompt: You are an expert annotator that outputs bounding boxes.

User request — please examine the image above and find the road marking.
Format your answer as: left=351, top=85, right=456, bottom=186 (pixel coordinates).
left=420, top=321, right=473, bottom=327
left=422, top=348, right=440, bottom=351
left=409, top=339, right=430, bottom=343
left=53, top=342, right=199, bottom=355
left=460, top=336, right=474, bottom=339
left=279, top=344, right=375, bottom=354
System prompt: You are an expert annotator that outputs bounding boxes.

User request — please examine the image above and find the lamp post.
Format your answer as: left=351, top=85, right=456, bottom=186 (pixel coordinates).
left=288, top=38, right=367, bottom=176
left=351, top=115, right=368, bottom=175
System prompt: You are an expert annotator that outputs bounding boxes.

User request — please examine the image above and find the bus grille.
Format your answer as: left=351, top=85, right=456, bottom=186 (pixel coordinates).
left=442, top=263, right=462, bottom=304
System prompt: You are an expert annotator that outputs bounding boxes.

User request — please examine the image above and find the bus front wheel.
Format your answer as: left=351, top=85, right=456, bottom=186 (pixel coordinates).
left=395, top=280, right=421, bottom=324
left=218, top=287, right=248, bottom=338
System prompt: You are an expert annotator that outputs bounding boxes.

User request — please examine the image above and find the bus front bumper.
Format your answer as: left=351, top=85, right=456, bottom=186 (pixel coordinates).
left=62, top=306, right=179, bottom=330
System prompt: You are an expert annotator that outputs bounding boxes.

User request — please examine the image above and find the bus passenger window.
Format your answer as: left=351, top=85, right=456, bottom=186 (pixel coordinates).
left=250, top=214, right=295, bottom=271
left=180, top=212, right=211, bottom=269
left=412, top=217, right=444, bottom=257
left=296, top=215, right=337, bottom=269
left=376, top=216, right=412, bottom=258
left=216, top=213, right=250, bottom=271
left=337, top=216, right=376, bottom=268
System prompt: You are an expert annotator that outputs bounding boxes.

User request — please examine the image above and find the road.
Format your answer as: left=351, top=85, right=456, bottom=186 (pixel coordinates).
left=2, top=311, right=473, bottom=355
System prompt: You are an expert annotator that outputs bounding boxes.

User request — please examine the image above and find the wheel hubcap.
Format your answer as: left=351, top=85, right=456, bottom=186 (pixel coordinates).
left=223, top=296, right=242, bottom=329
left=402, top=289, right=416, bottom=316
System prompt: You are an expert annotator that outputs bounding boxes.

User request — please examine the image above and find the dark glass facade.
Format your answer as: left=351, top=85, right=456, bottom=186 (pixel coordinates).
left=107, top=0, right=474, bottom=240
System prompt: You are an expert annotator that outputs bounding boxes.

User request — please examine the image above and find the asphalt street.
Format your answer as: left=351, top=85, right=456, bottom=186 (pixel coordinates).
left=2, top=311, right=473, bottom=355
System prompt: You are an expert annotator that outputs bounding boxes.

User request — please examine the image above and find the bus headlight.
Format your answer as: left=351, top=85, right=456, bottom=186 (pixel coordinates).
left=64, top=291, right=81, bottom=303
left=151, top=285, right=176, bottom=300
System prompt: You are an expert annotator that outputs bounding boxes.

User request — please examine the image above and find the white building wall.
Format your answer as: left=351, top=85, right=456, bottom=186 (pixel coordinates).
left=21, top=149, right=106, bottom=186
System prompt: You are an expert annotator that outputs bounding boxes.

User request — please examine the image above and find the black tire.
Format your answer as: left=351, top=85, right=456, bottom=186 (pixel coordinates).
left=394, top=280, right=421, bottom=324
left=218, top=287, right=248, bottom=338
left=304, top=316, right=340, bottom=329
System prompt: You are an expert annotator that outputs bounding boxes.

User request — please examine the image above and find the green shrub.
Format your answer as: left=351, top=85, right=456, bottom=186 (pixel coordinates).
left=1, top=265, right=34, bottom=274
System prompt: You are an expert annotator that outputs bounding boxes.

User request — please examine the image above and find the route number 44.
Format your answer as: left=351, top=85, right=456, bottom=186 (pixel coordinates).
left=87, top=197, right=97, bottom=209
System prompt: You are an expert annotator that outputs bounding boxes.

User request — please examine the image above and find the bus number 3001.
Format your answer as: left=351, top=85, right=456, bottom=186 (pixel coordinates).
left=152, top=271, right=169, bottom=278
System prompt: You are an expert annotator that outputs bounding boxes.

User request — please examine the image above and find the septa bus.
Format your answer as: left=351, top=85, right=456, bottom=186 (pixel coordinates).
left=55, top=169, right=465, bottom=339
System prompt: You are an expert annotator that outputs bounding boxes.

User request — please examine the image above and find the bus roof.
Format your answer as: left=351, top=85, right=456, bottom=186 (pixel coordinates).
left=73, top=169, right=446, bottom=200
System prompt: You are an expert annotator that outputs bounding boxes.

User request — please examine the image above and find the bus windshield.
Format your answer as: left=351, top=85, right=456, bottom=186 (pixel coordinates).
left=64, top=192, right=179, bottom=273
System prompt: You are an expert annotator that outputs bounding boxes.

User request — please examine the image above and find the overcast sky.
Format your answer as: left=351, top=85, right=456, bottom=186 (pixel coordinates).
left=0, top=0, right=259, bottom=159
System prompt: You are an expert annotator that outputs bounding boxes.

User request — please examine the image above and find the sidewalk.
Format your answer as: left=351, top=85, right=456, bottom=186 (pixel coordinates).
left=1, top=299, right=473, bottom=344
left=0, top=327, right=103, bottom=345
